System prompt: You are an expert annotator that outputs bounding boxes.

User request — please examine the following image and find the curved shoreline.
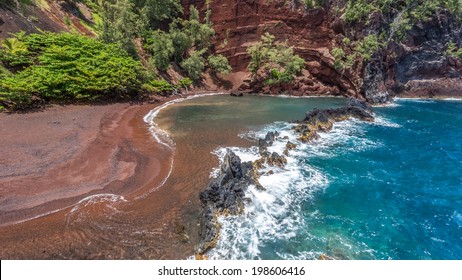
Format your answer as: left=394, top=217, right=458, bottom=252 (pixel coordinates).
left=143, top=92, right=229, bottom=148
left=1, top=93, right=458, bottom=258
left=0, top=100, right=177, bottom=226
left=0, top=91, right=232, bottom=259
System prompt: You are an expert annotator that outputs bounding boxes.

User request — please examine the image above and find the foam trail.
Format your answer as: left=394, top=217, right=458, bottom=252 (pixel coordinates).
left=394, top=98, right=436, bottom=103
left=69, top=194, right=127, bottom=214
left=208, top=122, right=328, bottom=259
left=373, top=116, right=401, bottom=128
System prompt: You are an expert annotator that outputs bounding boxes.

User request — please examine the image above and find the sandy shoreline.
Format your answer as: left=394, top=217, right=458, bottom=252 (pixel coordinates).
left=0, top=92, right=226, bottom=259
left=0, top=100, right=177, bottom=226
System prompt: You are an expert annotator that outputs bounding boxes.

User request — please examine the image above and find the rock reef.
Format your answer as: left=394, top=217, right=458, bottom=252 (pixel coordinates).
left=293, top=98, right=374, bottom=142
left=197, top=98, right=374, bottom=257
left=197, top=149, right=259, bottom=255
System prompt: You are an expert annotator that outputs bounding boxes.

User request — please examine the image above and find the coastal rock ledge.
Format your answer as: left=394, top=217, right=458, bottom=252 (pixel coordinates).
left=294, top=98, right=375, bottom=142
left=196, top=98, right=375, bottom=258
left=196, top=149, right=259, bottom=256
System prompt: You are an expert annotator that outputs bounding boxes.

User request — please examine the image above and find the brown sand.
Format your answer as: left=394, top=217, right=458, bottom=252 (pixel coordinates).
left=0, top=100, right=200, bottom=259
left=0, top=103, right=171, bottom=225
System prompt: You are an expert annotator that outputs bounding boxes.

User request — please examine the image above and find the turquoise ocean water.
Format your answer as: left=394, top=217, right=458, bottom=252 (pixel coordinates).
left=157, top=95, right=462, bottom=260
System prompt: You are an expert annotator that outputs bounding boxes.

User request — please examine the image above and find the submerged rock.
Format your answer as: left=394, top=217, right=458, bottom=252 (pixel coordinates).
left=258, top=131, right=279, bottom=155
left=283, top=141, right=297, bottom=156
left=230, top=92, right=244, bottom=97
left=197, top=149, right=259, bottom=254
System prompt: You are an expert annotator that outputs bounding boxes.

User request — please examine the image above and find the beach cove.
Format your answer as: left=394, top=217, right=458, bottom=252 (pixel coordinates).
left=1, top=94, right=461, bottom=259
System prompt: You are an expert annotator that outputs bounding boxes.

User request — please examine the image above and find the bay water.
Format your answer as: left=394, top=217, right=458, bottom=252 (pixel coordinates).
left=156, top=95, right=462, bottom=260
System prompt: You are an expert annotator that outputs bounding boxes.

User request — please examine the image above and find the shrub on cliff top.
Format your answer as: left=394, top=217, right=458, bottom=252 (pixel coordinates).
left=446, top=42, right=462, bottom=60
left=0, top=32, right=143, bottom=109
left=345, top=0, right=462, bottom=24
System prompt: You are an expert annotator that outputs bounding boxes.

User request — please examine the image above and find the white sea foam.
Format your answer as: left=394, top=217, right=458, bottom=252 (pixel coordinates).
left=207, top=118, right=379, bottom=259
left=208, top=122, right=328, bottom=259
left=143, top=93, right=227, bottom=148
left=441, top=98, right=462, bottom=102
left=372, top=102, right=401, bottom=108
left=65, top=194, right=127, bottom=224
left=373, top=116, right=402, bottom=128
left=394, top=97, right=436, bottom=103
left=69, top=194, right=126, bottom=213
left=7, top=194, right=127, bottom=227
left=7, top=207, right=71, bottom=226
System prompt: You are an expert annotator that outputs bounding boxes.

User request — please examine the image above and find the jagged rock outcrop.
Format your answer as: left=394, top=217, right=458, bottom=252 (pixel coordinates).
left=197, top=98, right=375, bottom=256
left=197, top=131, right=289, bottom=256
left=258, top=130, right=278, bottom=154
left=293, top=98, right=374, bottom=142
left=361, top=53, right=391, bottom=104
left=197, top=149, right=259, bottom=254
left=387, top=11, right=462, bottom=98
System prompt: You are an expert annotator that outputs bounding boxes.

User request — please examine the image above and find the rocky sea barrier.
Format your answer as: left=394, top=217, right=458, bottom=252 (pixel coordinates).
left=196, top=98, right=375, bottom=257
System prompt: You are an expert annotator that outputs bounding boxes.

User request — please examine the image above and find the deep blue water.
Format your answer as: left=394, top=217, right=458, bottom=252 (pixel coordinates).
left=297, top=100, right=462, bottom=260
left=212, top=99, right=462, bottom=260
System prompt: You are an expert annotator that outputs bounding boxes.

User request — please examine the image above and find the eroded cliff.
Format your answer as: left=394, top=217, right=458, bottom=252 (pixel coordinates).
left=183, top=0, right=462, bottom=102
left=2, top=1, right=461, bottom=103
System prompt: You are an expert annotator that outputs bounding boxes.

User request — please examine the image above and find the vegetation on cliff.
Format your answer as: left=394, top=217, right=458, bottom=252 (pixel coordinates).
left=247, top=32, right=305, bottom=85
left=446, top=42, right=462, bottom=60
left=0, top=32, right=143, bottom=109
left=345, top=0, right=461, bottom=24
left=0, top=0, right=231, bottom=110
left=333, top=0, right=462, bottom=70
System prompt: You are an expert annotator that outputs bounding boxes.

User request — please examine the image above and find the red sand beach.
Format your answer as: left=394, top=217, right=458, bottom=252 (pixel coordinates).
left=0, top=100, right=199, bottom=259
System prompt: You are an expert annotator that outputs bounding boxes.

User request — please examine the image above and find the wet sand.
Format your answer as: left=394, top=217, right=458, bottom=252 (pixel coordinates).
left=0, top=100, right=197, bottom=259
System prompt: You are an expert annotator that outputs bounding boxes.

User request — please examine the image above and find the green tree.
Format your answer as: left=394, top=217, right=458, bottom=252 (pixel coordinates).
left=144, top=30, right=174, bottom=70
left=247, top=32, right=305, bottom=84
left=132, top=0, right=182, bottom=29
left=208, top=55, right=232, bottom=75
left=167, top=6, right=215, bottom=62
left=98, top=0, right=140, bottom=55
left=355, top=34, right=380, bottom=61
left=181, top=50, right=206, bottom=81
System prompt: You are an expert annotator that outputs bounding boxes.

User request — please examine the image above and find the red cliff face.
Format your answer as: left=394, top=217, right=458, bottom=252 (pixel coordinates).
left=183, top=0, right=462, bottom=101
left=182, top=0, right=358, bottom=97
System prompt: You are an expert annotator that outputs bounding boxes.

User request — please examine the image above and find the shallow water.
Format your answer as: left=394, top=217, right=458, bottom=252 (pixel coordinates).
left=158, top=96, right=462, bottom=260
